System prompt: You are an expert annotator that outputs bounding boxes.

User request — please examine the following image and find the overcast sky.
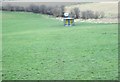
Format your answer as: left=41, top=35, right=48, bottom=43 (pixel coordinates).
left=2, top=0, right=118, bottom=2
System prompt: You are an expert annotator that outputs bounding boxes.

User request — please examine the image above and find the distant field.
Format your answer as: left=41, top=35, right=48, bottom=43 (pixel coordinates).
left=2, top=2, right=77, bottom=7
left=2, top=11, right=118, bottom=80
left=0, top=11, right=2, bottom=81
left=65, top=2, right=118, bottom=18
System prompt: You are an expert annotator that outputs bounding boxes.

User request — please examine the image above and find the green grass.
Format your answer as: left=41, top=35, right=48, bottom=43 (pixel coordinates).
left=0, top=11, right=2, bottom=81
left=2, top=11, right=118, bottom=80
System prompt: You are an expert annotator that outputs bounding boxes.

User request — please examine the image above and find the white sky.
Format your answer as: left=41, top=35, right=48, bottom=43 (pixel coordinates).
left=2, top=0, right=119, bottom=2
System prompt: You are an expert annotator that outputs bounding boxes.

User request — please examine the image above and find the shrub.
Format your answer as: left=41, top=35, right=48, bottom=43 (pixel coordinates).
left=60, top=5, right=65, bottom=17
left=14, top=6, right=25, bottom=11
left=69, top=7, right=80, bottom=19
left=52, top=6, right=62, bottom=17
left=70, top=10, right=76, bottom=18
left=81, top=10, right=104, bottom=19
left=39, top=5, right=47, bottom=14
left=73, top=7, right=80, bottom=19
left=81, top=10, right=94, bottom=19
left=28, top=5, right=40, bottom=13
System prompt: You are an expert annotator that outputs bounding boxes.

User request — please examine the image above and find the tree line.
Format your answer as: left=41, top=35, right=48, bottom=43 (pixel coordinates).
left=2, top=4, right=105, bottom=19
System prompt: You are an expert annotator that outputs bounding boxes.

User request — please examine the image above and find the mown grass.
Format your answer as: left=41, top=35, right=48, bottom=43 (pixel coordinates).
left=2, top=11, right=118, bottom=80
left=0, top=11, right=2, bottom=81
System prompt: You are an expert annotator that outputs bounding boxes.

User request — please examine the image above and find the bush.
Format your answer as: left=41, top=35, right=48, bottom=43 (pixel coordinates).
left=14, top=6, right=25, bottom=11
left=60, top=5, right=65, bottom=17
left=2, top=4, right=13, bottom=11
left=45, top=6, right=53, bottom=15
left=28, top=5, right=40, bottom=13
left=73, top=7, right=80, bottom=19
left=81, top=10, right=94, bottom=19
left=69, top=7, right=80, bottom=19
left=99, top=11, right=105, bottom=18
left=52, top=6, right=62, bottom=17
left=2, top=4, right=25, bottom=11
left=81, top=10, right=104, bottom=19
left=70, top=10, right=76, bottom=18
left=39, top=5, right=47, bottom=14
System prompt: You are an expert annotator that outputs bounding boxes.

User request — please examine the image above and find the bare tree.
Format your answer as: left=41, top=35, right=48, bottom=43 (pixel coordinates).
left=60, top=5, right=65, bottom=17
left=81, top=10, right=104, bottom=19
left=28, top=4, right=40, bottom=13
left=15, top=6, right=25, bottom=11
left=100, top=11, right=105, bottom=18
left=46, top=6, right=53, bottom=15
left=2, top=4, right=13, bottom=11
left=39, top=5, right=47, bottom=14
left=73, top=7, right=80, bottom=19
left=81, top=10, right=94, bottom=19
left=52, top=6, right=62, bottom=17
left=70, top=9, right=76, bottom=18
left=94, top=11, right=100, bottom=19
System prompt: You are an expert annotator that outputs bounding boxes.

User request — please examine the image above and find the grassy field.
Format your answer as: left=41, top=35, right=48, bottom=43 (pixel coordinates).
left=2, top=11, right=118, bottom=80
left=0, top=11, right=2, bottom=81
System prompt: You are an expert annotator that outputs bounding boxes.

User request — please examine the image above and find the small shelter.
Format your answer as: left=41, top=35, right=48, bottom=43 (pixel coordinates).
left=64, top=13, right=74, bottom=26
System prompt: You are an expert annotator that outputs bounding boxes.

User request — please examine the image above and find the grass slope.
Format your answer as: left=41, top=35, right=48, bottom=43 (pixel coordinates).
left=2, top=11, right=118, bottom=80
left=0, top=11, right=2, bottom=81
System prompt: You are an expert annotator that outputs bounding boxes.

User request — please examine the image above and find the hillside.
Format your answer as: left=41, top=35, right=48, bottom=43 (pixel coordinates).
left=2, top=2, right=118, bottom=18
left=2, top=2, right=78, bottom=7
left=2, top=11, right=118, bottom=80
left=65, top=2, right=118, bottom=18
